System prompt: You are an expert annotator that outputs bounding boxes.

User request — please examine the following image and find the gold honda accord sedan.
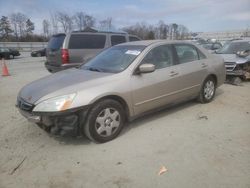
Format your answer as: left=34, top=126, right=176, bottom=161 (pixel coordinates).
left=17, top=40, right=226, bottom=142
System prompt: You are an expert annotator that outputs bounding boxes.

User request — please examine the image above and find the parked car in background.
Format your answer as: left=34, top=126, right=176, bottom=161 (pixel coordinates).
left=202, top=42, right=222, bottom=53
left=0, top=47, right=20, bottom=59
left=219, top=38, right=242, bottom=47
left=45, top=28, right=141, bottom=73
left=17, top=40, right=225, bottom=142
left=31, top=48, right=46, bottom=57
left=192, top=38, right=207, bottom=45
left=216, top=39, right=250, bottom=83
left=9, top=48, right=20, bottom=58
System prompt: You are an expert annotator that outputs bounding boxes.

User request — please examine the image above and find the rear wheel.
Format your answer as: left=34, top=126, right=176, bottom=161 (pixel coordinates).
left=84, top=99, right=125, bottom=143
left=198, top=76, right=216, bottom=103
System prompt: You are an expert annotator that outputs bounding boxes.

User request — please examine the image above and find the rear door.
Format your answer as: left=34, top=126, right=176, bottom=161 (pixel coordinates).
left=46, top=34, right=66, bottom=66
left=68, top=34, right=107, bottom=64
left=173, top=43, right=208, bottom=97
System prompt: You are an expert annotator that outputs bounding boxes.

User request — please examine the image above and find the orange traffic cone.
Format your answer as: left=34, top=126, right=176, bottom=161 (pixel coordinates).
left=1, top=59, right=10, bottom=76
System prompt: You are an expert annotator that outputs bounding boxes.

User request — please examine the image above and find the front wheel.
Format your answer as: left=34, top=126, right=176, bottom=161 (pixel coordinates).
left=84, top=99, right=125, bottom=143
left=198, top=76, right=216, bottom=103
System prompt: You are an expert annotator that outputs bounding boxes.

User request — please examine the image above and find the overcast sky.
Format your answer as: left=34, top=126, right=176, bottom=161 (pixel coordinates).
left=0, top=0, right=249, bottom=33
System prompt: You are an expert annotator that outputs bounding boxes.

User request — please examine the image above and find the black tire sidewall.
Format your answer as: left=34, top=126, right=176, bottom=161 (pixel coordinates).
left=85, top=99, right=125, bottom=143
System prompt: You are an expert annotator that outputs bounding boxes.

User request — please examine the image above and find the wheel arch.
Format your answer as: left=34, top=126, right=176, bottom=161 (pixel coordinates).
left=206, top=74, right=217, bottom=87
left=90, top=95, right=130, bottom=122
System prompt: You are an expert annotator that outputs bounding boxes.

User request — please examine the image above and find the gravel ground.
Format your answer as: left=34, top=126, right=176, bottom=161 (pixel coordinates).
left=0, top=52, right=250, bottom=188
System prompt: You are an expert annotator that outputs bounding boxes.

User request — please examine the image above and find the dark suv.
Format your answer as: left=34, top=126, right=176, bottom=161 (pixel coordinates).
left=45, top=29, right=140, bottom=72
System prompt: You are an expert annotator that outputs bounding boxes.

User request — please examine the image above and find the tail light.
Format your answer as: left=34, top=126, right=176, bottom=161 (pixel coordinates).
left=61, top=49, right=69, bottom=64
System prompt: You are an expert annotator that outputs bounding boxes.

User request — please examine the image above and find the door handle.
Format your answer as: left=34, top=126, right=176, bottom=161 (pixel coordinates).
left=170, top=71, right=179, bottom=77
left=201, top=63, right=208, bottom=68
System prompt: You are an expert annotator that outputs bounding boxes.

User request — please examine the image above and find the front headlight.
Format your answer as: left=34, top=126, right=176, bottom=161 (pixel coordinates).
left=33, top=93, right=76, bottom=112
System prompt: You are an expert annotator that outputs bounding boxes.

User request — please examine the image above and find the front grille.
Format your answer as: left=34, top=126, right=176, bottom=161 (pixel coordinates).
left=225, top=62, right=236, bottom=71
left=17, top=98, right=34, bottom=112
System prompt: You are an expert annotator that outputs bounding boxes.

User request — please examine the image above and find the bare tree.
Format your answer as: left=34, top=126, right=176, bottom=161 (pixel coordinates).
left=177, top=25, right=189, bottom=39
left=50, top=12, right=58, bottom=34
left=99, top=17, right=113, bottom=30
left=56, top=11, right=73, bottom=33
left=171, top=23, right=178, bottom=40
left=10, top=13, right=27, bottom=38
left=74, top=11, right=85, bottom=31
left=83, top=14, right=95, bottom=28
left=157, top=20, right=169, bottom=39
left=42, top=19, right=50, bottom=37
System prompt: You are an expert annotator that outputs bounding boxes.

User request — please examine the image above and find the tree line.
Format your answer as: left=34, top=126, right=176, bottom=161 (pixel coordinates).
left=0, top=11, right=191, bottom=42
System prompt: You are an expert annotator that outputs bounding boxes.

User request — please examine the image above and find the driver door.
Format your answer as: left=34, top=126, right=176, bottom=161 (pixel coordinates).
left=131, top=44, right=183, bottom=116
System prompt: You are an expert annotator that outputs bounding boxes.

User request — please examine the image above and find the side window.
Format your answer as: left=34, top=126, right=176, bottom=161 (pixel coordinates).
left=111, top=35, right=126, bottom=46
left=69, top=34, right=106, bottom=49
left=175, top=44, right=199, bottom=63
left=129, top=36, right=140, bottom=41
left=141, top=45, right=174, bottom=69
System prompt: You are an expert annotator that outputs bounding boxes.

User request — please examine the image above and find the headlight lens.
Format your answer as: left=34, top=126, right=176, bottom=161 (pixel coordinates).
left=33, top=93, right=76, bottom=112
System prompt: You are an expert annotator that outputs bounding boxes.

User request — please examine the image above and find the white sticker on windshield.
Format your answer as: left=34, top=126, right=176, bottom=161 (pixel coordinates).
left=125, top=50, right=141, bottom=56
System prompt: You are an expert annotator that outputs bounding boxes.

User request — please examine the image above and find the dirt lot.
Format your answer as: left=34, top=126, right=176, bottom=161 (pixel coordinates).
left=0, top=52, right=250, bottom=188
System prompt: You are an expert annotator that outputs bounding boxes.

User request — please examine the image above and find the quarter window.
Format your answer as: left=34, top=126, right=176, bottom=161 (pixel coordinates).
left=111, top=35, right=126, bottom=46
left=141, top=45, right=174, bottom=69
left=69, top=34, right=106, bottom=49
left=129, top=36, right=140, bottom=41
left=175, top=44, right=199, bottom=63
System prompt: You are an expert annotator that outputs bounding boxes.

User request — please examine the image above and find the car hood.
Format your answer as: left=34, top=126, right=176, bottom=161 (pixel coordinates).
left=18, top=68, right=113, bottom=104
left=219, top=54, right=249, bottom=64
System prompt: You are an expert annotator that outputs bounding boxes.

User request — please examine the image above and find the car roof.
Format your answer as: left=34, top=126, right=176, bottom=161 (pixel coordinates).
left=231, top=39, right=250, bottom=43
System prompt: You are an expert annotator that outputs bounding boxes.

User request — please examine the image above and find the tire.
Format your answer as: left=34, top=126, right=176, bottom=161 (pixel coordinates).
left=198, top=76, right=216, bottom=103
left=10, top=54, right=14, bottom=59
left=84, top=99, right=125, bottom=143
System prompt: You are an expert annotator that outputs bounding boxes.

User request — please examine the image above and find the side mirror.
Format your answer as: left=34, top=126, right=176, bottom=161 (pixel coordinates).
left=138, top=63, right=155, bottom=74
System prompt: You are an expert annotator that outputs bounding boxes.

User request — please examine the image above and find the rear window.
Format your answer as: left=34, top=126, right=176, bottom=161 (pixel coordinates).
left=47, top=35, right=65, bottom=50
left=69, top=34, right=106, bottom=49
left=111, top=35, right=126, bottom=46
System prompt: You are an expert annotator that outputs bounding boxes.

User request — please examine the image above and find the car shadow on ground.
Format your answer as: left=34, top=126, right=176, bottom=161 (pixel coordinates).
left=52, top=88, right=224, bottom=145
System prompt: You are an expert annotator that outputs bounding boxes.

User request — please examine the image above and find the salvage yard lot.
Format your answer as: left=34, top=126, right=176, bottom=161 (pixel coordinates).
left=0, top=52, right=250, bottom=188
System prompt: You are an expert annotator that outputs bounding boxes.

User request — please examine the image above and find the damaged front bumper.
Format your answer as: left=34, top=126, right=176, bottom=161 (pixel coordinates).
left=225, top=62, right=250, bottom=79
left=16, top=98, right=89, bottom=136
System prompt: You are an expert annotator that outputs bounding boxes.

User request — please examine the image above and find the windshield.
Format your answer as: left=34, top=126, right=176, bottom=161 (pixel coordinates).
left=48, top=35, right=65, bottom=50
left=81, top=45, right=146, bottom=73
left=216, top=41, right=250, bottom=54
